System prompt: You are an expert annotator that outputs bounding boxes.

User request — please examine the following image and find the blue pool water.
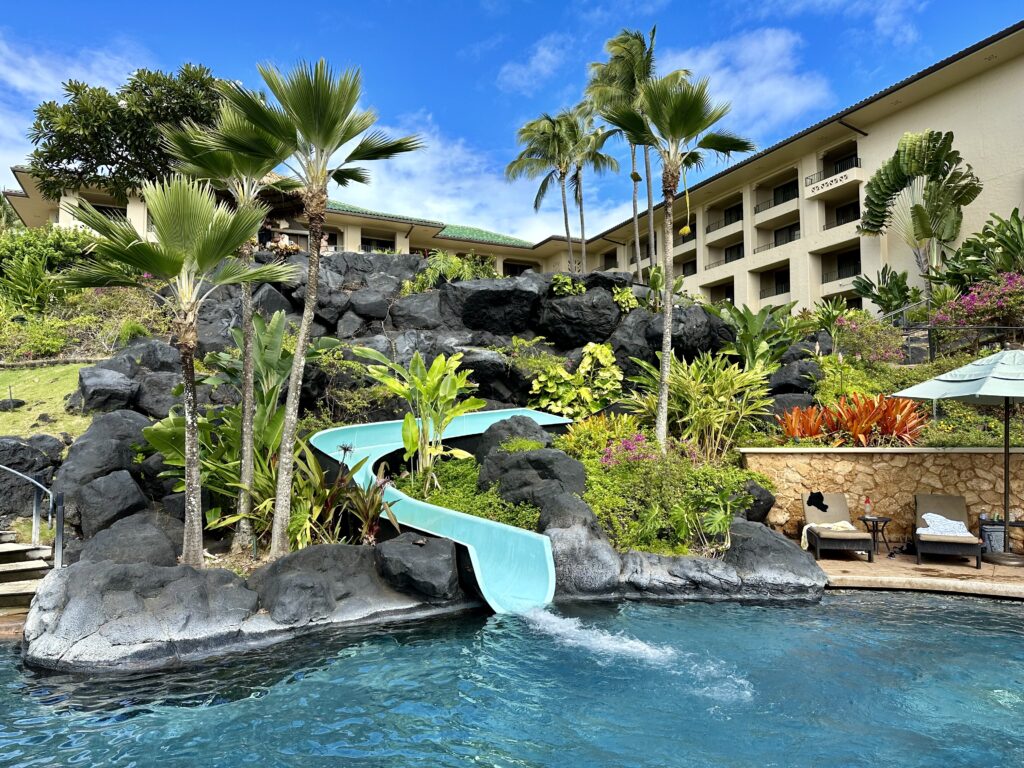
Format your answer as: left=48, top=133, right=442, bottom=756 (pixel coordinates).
left=1, top=593, right=1023, bottom=767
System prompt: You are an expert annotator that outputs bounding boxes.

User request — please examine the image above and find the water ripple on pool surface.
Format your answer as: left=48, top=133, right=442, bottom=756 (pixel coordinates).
left=1, top=593, right=1024, bottom=767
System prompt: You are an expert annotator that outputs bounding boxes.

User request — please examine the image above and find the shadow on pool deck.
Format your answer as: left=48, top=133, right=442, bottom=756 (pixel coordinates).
left=819, top=551, right=1024, bottom=599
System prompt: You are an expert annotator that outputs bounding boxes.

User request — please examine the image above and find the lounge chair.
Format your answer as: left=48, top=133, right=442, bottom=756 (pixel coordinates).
left=802, top=493, right=875, bottom=563
left=914, top=494, right=982, bottom=569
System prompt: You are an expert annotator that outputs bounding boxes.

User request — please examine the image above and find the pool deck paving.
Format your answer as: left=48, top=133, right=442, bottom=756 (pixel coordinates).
left=820, top=552, right=1024, bottom=599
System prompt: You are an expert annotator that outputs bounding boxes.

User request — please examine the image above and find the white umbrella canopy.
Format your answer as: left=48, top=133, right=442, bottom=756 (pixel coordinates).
left=896, top=348, right=1024, bottom=563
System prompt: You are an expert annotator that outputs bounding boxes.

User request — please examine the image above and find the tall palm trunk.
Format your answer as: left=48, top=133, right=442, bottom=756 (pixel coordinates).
left=644, top=146, right=656, bottom=265
left=232, top=240, right=256, bottom=556
left=178, top=323, right=204, bottom=567
left=271, top=188, right=326, bottom=558
left=655, top=166, right=680, bottom=451
left=578, top=172, right=587, bottom=274
left=630, top=144, right=643, bottom=281
left=559, top=174, right=576, bottom=272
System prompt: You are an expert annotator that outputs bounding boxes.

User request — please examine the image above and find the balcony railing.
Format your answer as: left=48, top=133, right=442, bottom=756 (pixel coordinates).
left=760, top=282, right=791, bottom=299
left=823, top=216, right=860, bottom=230
left=706, top=215, right=742, bottom=233
left=673, top=230, right=697, bottom=246
left=805, top=157, right=862, bottom=186
left=753, top=191, right=798, bottom=214
left=706, top=257, right=725, bottom=269
left=822, top=263, right=862, bottom=284
left=753, top=233, right=801, bottom=253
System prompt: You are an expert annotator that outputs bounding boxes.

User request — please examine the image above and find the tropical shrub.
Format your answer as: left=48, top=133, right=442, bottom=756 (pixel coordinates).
left=612, top=285, right=638, bottom=312
left=624, top=353, right=772, bottom=461
left=529, top=342, right=623, bottom=418
left=337, top=462, right=400, bottom=545
left=641, top=265, right=686, bottom=312
left=553, top=412, right=642, bottom=460
left=0, top=225, right=92, bottom=272
left=355, top=348, right=486, bottom=495
left=551, top=273, right=586, bottom=296
left=931, top=273, right=1024, bottom=328
left=852, top=265, right=922, bottom=316
left=499, top=437, right=546, bottom=453
left=813, top=296, right=851, bottom=346
left=938, top=208, right=1024, bottom=289
left=778, top=394, right=928, bottom=446
left=492, top=335, right=566, bottom=379
left=710, top=301, right=807, bottom=369
left=833, top=310, right=905, bottom=364
left=0, top=249, right=66, bottom=314
left=395, top=457, right=540, bottom=531
left=400, top=250, right=499, bottom=295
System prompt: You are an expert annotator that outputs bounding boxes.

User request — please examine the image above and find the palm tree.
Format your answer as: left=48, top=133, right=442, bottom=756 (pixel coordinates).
left=163, top=107, right=297, bottom=556
left=506, top=112, right=579, bottom=271
left=63, top=176, right=297, bottom=567
left=216, top=60, right=422, bottom=559
left=605, top=76, right=754, bottom=449
left=587, top=27, right=687, bottom=280
left=859, top=130, right=982, bottom=292
left=567, top=105, right=619, bottom=273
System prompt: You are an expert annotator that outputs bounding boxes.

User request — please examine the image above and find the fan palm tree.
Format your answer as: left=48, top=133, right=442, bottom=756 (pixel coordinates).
left=216, top=60, right=422, bottom=559
left=567, top=105, right=619, bottom=273
left=859, top=130, right=982, bottom=292
left=163, top=107, right=297, bottom=556
left=605, top=76, right=754, bottom=449
left=587, top=27, right=688, bottom=280
left=63, top=176, right=297, bottom=567
left=506, top=111, right=579, bottom=271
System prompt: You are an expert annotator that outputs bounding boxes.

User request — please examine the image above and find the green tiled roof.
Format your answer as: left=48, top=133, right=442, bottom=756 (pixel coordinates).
left=327, top=199, right=533, bottom=249
left=435, top=223, right=533, bottom=248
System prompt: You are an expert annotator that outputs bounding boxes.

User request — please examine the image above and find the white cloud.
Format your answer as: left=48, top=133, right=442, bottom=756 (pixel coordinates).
left=496, top=34, right=569, bottom=96
left=0, top=31, right=145, bottom=190
left=746, top=0, right=927, bottom=45
left=660, top=28, right=832, bottom=141
left=332, top=112, right=632, bottom=244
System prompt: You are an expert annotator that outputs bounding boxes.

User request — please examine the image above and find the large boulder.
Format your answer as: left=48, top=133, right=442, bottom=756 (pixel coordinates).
left=196, top=296, right=242, bottom=356
left=375, top=533, right=462, bottom=600
left=26, top=434, right=66, bottom=464
left=479, top=448, right=586, bottom=509
left=646, top=305, right=735, bottom=360
left=456, top=347, right=531, bottom=404
left=741, top=480, right=775, bottom=523
left=771, top=392, right=815, bottom=416
left=441, top=276, right=544, bottom=334
left=246, top=544, right=424, bottom=627
left=134, top=371, right=183, bottom=419
left=78, top=470, right=150, bottom=538
left=78, top=511, right=184, bottom=566
left=252, top=283, right=295, bottom=319
left=769, top=359, right=823, bottom=395
left=473, top=415, right=553, bottom=462
left=619, top=550, right=743, bottom=597
left=52, top=410, right=152, bottom=518
left=116, top=339, right=181, bottom=373
left=537, top=494, right=622, bottom=595
left=335, top=310, right=366, bottom=339
left=537, top=288, right=621, bottom=348
left=78, top=367, right=139, bottom=412
left=391, top=291, right=446, bottom=330
left=781, top=330, right=833, bottom=364
left=608, top=308, right=656, bottom=376
left=23, top=561, right=260, bottom=673
left=723, top=519, right=827, bottom=598
left=583, top=271, right=633, bottom=292
left=0, top=437, right=57, bottom=519
left=349, top=288, right=390, bottom=320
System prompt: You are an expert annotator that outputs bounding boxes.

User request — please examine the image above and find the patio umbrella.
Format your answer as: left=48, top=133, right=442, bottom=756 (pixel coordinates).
left=895, top=348, right=1024, bottom=566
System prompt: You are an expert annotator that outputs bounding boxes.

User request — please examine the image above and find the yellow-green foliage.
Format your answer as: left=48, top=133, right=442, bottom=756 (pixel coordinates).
left=499, top=437, right=545, bottom=453
left=12, top=517, right=56, bottom=545
left=529, top=342, right=623, bottom=418
left=0, top=364, right=91, bottom=437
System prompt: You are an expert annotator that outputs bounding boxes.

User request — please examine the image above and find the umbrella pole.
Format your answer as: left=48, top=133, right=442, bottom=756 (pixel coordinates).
left=1006, top=396, right=1012, bottom=553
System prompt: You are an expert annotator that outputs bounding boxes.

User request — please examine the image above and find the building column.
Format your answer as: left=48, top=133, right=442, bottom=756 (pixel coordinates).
left=395, top=231, right=411, bottom=254
left=57, top=192, right=80, bottom=228
left=126, top=195, right=148, bottom=237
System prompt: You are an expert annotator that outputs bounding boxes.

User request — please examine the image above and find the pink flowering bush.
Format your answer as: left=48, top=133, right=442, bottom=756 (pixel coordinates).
left=834, top=310, right=904, bottom=364
left=600, top=433, right=657, bottom=466
left=932, top=272, right=1024, bottom=327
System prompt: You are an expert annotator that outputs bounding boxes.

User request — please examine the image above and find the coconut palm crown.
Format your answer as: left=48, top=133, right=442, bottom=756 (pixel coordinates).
left=63, top=176, right=298, bottom=568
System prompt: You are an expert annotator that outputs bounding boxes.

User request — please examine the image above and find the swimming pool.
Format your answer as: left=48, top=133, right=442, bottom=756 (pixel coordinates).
left=2, top=593, right=1022, bottom=767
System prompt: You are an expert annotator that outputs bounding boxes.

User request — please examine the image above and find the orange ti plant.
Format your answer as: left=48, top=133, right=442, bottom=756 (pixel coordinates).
left=778, top=405, right=827, bottom=439
left=779, top=393, right=927, bottom=447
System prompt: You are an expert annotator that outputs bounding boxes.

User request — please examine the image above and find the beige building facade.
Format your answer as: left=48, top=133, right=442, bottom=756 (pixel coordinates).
left=5, top=21, right=1024, bottom=312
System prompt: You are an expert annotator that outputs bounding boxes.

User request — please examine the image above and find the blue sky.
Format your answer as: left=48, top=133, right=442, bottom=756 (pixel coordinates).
left=0, top=1, right=1021, bottom=241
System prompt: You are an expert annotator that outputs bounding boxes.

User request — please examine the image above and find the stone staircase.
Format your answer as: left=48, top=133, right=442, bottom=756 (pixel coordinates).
left=0, top=531, right=52, bottom=609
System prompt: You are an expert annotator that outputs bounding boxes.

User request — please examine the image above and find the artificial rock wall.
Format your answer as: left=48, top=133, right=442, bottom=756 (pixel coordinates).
left=741, top=448, right=1024, bottom=546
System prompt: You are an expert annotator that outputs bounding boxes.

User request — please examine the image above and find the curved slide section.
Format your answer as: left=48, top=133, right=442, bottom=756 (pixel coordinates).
left=310, top=408, right=571, bottom=614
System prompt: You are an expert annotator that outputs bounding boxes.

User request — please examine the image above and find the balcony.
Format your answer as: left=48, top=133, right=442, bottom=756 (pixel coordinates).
left=673, top=231, right=697, bottom=256
left=760, top=282, right=791, bottom=300
left=805, top=158, right=865, bottom=201
left=753, top=194, right=799, bottom=229
left=705, top=217, right=743, bottom=246
left=706, top=249, right=744, bottom=270
left=822, top=262, right=862, bottom=284
left=823, top=215, right=860, bottom=230
left=752, top=232, right=801, bottom=255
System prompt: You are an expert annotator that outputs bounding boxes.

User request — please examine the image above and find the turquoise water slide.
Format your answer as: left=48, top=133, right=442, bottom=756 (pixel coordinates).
left=310, top=408, right=571, bottom=614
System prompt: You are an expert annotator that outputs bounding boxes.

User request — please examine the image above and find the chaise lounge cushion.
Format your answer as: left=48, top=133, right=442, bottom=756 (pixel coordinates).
left=918, top=533, right=982, bottom=545
left=813, top=529, right=872, bottom=540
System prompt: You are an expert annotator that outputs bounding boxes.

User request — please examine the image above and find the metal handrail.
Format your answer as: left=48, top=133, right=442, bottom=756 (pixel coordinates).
left=754, top=192, right=798, bottom=213
left=0, top=464, right=65, bottom=568
left=760, top=283, right=791, bottom=299
left=823, top=216, right=860, bottom=230
left=805, top=157, right=862, bottom=186
left=878, top=298, right=929, bottom=327
left=821, top=264, right=862, bottom=283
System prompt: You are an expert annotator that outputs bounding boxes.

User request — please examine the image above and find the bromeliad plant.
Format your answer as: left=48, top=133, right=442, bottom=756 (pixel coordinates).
left=354, top=348, right=486, bottom=495
left=778, top=394, right=928, bottom=446
left=529, top=342, right=623, bottom=418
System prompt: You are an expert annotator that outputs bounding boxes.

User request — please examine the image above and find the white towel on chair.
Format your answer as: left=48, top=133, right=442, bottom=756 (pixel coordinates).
left=917, top=513, right=970, bottom=537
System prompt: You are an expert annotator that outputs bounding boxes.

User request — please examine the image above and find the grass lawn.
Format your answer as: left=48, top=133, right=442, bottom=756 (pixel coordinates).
left=0, top=364, right=90, bottom=438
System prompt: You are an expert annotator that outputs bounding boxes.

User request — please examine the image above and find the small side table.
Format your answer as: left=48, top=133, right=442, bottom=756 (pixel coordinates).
left=858, top=516, right=892, bottom=555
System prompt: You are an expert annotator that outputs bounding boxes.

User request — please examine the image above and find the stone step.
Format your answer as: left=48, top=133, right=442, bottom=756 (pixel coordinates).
left=0, top=560, right=50, bottom=583
left=0, top=543, right=52, bottom=564
left=0, top=532, right=16, bottom=544
left=0, top=579, right=42, bottom=608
